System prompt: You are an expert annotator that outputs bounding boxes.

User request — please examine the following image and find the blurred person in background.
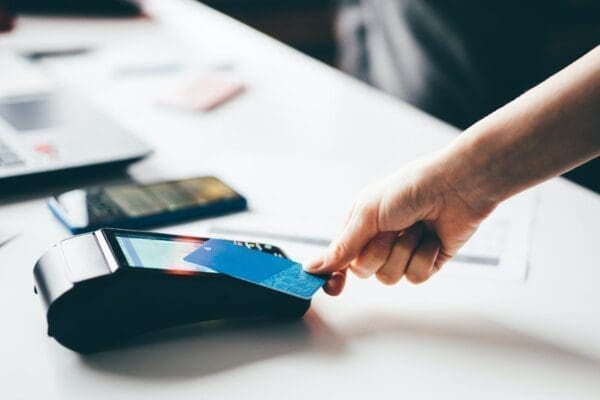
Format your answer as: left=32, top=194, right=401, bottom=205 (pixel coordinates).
left=336, top=0, right=600, bottom=192
left=0, top=2, right=14, bottom=31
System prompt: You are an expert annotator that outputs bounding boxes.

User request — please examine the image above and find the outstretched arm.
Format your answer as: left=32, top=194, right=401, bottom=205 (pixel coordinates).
left=305, top=46, right=600, bottom=295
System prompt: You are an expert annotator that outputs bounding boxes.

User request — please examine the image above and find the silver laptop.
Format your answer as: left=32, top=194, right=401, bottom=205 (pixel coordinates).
left=0, top=52, right=151, bottom=188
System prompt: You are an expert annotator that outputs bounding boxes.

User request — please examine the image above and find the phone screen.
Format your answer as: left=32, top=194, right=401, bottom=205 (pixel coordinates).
left=104, top=176, right=240, bottom=217
left=51, top=176, right=245, bottom=230
left=107, top=230, right=287, bottom=274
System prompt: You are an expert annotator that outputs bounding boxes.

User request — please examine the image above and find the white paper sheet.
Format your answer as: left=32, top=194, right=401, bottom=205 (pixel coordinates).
left=444, top=189, right=538, bottom=281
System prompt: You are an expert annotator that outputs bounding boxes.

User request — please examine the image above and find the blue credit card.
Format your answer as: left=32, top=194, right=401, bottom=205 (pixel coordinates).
left=184, top=239, right=326, bottom=300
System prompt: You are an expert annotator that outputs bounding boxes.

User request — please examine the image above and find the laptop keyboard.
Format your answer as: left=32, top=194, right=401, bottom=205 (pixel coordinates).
left=0, top=138, right=24, bottom=167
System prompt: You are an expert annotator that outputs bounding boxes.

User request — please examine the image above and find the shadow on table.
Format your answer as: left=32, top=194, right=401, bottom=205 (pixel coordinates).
left=339, top=310, right=600, bottom=369
left=0, top=169, right=133, bottom=206
left=81, top=308, right=600, bottom=382
left=80, top=309, right=344, bottom=381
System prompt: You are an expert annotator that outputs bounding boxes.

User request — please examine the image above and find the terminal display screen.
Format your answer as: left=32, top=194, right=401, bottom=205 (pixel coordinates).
left=115, top=232, right=213, bottom=273
left=105, top=229, right=287, bottom=275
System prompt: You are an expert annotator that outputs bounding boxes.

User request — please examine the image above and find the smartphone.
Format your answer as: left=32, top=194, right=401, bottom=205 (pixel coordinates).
left=48, top=176, right=247, bottom=234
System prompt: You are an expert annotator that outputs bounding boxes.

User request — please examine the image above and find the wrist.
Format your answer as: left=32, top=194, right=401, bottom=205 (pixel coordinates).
left=437, top=127, right=507, bottom=217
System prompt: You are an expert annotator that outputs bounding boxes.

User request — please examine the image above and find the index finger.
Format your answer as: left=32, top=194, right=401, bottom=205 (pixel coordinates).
left=306, top=205, right=378, bottom=274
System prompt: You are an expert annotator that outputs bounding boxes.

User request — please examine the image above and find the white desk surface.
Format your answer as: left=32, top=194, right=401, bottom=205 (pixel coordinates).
left=1, top=0, right=599, bottom=398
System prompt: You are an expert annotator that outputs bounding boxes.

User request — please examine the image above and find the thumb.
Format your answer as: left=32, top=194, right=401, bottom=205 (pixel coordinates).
left=305, top=203, right=379, bottom=274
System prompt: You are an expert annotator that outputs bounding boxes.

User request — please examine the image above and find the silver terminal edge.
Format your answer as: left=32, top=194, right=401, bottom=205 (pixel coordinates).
left=94, top=230, right=120, bottom=273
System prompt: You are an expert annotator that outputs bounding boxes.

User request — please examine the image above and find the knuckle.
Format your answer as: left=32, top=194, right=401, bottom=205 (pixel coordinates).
left=405, top=184, right=422, bottom=214
left=356, top=242, right=391, bottom=271
left=350, top=265, right=371, bottom=279
left=372, top=234, right=393, bottom=249
left=406, top=269, right=429, bottom=284
left=365, top=242, right=390, bottom=264
left=352, top=255, right=384, bottom=278
left=396, top=232, right=419, bottom=250
left=376, top=270, right=401, bottom=285
left=437, top=248, right=453, bottom=265
left=350, top=262, right=373, bottom=279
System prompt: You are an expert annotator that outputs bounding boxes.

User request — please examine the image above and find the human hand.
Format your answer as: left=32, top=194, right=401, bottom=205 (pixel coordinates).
left=304, top=150, right=497, bottom=295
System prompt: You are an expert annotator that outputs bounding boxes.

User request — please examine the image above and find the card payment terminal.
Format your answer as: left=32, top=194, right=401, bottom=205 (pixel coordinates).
left=33, top=228, right=310, bottom=353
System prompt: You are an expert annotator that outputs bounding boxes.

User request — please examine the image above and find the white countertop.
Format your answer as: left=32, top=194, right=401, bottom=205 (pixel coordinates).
left=1, top=0, right=599, bottom=398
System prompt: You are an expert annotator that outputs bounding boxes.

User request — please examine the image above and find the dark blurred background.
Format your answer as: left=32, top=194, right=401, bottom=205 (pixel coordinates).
left=2, top=0, right=598, bottom=191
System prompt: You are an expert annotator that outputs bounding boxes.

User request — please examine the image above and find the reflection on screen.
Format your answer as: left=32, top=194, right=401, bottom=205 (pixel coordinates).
left=116, top=235, right=216, bottom=273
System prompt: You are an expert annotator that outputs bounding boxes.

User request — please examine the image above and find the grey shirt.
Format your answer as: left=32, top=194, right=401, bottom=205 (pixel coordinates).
left=336, top=0, right=600, bottom=191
